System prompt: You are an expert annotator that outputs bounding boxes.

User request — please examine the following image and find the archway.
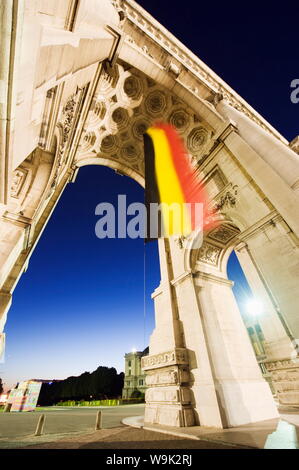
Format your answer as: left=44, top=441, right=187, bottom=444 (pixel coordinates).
left=227, top=251, right=273, bottom=392
left=1, top=164, right=159, bottom=394
left=1, top=0, right=299, bottom=429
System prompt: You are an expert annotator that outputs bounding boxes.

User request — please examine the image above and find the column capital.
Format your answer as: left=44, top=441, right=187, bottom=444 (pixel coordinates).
left=170, top=270, right=193, bottom=287
left=235, top=241, right=248, bottom=252
left=194, top=271, right=234, bottom=287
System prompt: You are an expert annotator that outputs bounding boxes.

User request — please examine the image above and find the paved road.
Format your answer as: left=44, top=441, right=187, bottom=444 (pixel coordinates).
left=0, top=405, right=145, bottom=441
left=26, top=426, right=249, bottom=449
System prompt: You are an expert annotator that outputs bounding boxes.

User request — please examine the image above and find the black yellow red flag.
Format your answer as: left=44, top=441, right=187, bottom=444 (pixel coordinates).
left=144, top=123, right=213, bottom=240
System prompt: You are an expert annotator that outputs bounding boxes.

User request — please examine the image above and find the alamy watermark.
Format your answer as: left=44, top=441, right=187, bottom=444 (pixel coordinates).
left=290, top=79, right=299, bottom=103
left=95, top=195, right=204, bottom=249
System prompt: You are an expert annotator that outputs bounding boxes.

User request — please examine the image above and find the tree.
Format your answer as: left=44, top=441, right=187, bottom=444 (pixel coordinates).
left=37, top=365, right=124, bottom=405
left=0, top=378, right=3, bottom=395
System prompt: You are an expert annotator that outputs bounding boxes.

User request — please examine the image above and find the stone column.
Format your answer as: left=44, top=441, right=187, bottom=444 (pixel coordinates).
left=235, top=242, right=296, bottom=360
left=170, top=269, right=224, bottom=427
left=143, top=238, right=196, bottom=427
left=214, top=107, right=299, bottom=407
left=235, top=241, right=299, bottom=406
left=193, top=267, right=279, bottom=426
left=145, top=234, right=279, bottom=427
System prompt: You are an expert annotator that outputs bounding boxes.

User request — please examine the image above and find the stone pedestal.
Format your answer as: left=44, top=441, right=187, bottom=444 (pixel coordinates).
left=265, top=359, right=299, bottom=406
left=142, top=348, right=195, bottom=427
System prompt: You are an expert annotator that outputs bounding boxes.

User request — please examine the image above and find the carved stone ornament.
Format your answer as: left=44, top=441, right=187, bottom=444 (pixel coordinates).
left=166, top=60, right=181, bottom=78
left=51, top=89, right=82, bottom=189
left=174, top=236, right=187, bottom=250
left=93, top=100, right=107, bottom=119
left=145, top=369, right=179, bottom=386
left=290, top=136, right=299, bottom=155
left=173, top=234, right=193, bottom=250
left=121, top=142, right=139, bottom=161
left=11, top=169, right=28, bottom=198
left=198, top=242, right=221, bottom=266
left=61, top=96, right=77, bottom=147
left=142, top=348, right=189, bottom=371
left=123, top=75, right=142, bottom=100
left=208, top=224, right=239, bottom=244
left=132, top=119, right=150, bottom=140
left=187, top=127, right=208, bottom=153
left=101, top=134, right=119, bottom=153
left=215, top=185, right=239, bottom=211
left=99, top=61, right=120, bottom=92
left=169, top=109, right=190, bottom=133
left=112, top=107, right=129, bottom=128
left=145, top=90, right=167, bottom=115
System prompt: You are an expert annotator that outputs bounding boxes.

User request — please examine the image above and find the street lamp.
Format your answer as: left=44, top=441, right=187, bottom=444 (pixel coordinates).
left=246, top=299, right=263, bottom=317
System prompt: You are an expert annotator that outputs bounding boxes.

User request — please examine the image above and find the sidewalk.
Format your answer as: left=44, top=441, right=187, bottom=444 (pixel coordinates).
left=122, top=406, right=299, bottom=449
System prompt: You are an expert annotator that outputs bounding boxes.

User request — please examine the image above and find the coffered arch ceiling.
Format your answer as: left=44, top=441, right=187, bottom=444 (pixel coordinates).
left=75, top=61, right=217, bottom=184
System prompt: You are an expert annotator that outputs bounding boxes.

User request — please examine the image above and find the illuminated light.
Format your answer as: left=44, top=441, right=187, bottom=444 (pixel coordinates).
left=246, top=299, right=263, bottom=317
left=131, top=347, right=137, bottom=353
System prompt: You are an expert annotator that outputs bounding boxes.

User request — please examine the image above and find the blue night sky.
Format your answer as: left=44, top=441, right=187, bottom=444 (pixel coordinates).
left=1, top=0, right=298, bottom=391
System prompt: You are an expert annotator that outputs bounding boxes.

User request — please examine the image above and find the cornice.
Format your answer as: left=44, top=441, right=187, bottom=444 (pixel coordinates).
left=194, top=271, right=234, bottom=287
left=235, top=211, right=281, bottom=243
left=118, top=0, right=288, bottom=145
left=171, top=271, right=193, bottom=287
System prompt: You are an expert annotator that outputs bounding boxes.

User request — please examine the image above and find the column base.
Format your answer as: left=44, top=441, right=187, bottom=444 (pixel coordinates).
left=264, top=337, right=296, bottom=362
left=266, top=358, right=299, bottom=406
left=144, top=403, right=195, bottom=427
left=142, top=348, right=195, bottom=428
left=215, top=379, right=279, bottom=427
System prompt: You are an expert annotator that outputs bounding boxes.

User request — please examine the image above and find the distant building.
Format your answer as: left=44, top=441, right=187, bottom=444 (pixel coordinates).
left=241, top=314, right=275, bottom=394
left=6, top=380, right=42, bottom=412
left=5, top=379, right=62, bottom=411
left=0, top=393, right=8, bottom=404
left=122, top=347, right=149, bottom=399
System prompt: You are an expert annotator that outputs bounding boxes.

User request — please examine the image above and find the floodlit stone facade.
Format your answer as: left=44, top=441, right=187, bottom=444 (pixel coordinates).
left=122, top=348, right=148, bottom=398
left=0, top=0, right=299, bottom=428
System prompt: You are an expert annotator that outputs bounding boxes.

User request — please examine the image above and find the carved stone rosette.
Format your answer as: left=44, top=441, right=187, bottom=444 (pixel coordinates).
left=264, top=358, right=299, bottom=406
left=141, top=348, right=195, bottom=427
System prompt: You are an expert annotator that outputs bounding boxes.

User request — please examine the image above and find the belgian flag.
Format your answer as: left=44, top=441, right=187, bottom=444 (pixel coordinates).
left=144, top=123, right=212, bottom=240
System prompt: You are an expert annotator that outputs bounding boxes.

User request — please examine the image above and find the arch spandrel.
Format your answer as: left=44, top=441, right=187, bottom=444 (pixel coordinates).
left=184, top=222, right=241, bottom=276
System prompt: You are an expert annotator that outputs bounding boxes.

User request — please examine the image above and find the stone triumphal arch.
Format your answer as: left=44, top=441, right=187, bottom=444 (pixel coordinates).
left=1, top=0, right=299, bottom=428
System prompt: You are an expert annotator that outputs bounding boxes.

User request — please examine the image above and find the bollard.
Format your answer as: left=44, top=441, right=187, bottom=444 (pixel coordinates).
left=35, top=414, right=46, bottom=436
left=95, top=410, right=102, bottom=430
left=3, top=403, right=11, bottom=413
